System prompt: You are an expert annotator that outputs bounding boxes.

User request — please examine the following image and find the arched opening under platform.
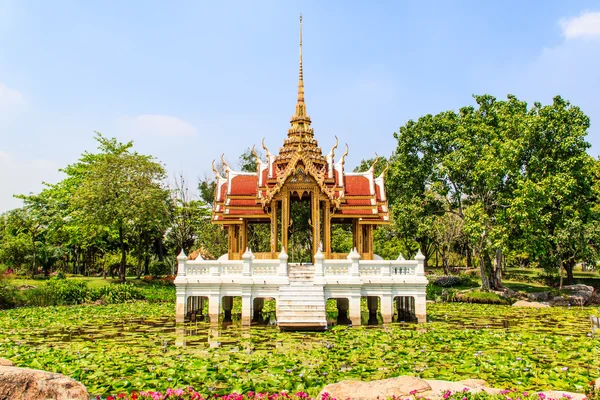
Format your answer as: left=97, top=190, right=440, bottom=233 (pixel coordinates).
left=394, top=295, right=416, bottom=322
left=186, top=296, right=208, bottom=322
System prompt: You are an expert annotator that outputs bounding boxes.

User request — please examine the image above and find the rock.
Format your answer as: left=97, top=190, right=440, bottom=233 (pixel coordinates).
left=527, top=292, right=551, bottom=302
left=0, top=365, right=89, bottom=400
left=0, top=359, right=13, bottom=367
left=500, top=288, right=519, bottom=299
left=561, top=284, right=595, bottom=305
left=512, top=300, right=550, bottom=308
left=16, top=284, right=36, bottom=290
left=422, top=379, right=502, bottom=398
left=319, top=376, right=431, bottom=400
left=319, top=376, right=588, bottom=400
left=549, top=296, right=571, bottom=306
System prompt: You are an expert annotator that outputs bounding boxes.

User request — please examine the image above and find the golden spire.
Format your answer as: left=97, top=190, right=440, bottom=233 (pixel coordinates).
left=298, top=13, right=304, bottom=103
left=277, top=13, right=325, bottom=168
left=292, top=13, right=308, bottom=122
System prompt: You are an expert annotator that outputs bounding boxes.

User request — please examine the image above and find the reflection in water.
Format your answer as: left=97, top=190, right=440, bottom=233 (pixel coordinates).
left=21, top=307, right=586, bottom=354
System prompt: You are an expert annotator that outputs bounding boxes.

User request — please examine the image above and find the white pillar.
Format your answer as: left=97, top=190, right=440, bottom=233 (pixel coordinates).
left=175, top=287, right=186, bottom=323
left=241, top=293, right=253, bottom=326
left=348, top=247, right=360, bottom=277
left=415, top=249, right=425, bottom=276
left=177, top=249, right=187, bottom=276
left=242, top=248, right=253, bottom=276
left=278, top=248, right=288, bottom=276
left=314, top=249, right=324, bottom=277
left=349, top=295, right=361, bottom=326
left=415, top=293, right=427, bottom=323
left=380, top=294, right=393, bottom=324
left=208, top=294, right=220, bottom=324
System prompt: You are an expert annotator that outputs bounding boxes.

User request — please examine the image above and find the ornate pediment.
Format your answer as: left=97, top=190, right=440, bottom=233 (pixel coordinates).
left=288, top=167, right=313, bottom=184
left=260, top=151, right=340, bottom=207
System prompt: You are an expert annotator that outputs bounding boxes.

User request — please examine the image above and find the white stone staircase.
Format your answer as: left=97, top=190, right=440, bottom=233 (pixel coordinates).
left=277, top=264, right=327, bottom=330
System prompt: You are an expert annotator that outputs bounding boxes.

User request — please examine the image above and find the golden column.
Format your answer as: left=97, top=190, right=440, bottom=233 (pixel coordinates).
left=270, top=201, right=278, bottom=255
left=281, top=190, right=290, bottom=253
left=311, top=191, right=320, bottom=261
left=323, top=200, right=331, bottom=257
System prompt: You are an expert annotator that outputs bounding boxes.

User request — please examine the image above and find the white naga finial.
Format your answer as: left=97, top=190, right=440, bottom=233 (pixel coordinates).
left=221, top=153, right=230, bottom=172
left=337, top=143, right=349, bottom=165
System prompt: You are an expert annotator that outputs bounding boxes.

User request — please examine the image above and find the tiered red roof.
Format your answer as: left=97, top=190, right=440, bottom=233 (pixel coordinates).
left=212, top=144, right=389, bottom=224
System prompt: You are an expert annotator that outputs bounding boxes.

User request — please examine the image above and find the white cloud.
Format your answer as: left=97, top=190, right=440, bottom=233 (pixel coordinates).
left=560, top=11, right=600, bottom=40
left=0, top=151, right=62, bottom=212
left=0, top=82, right=26, bottom=107
left=116, top=114, right=198, bottom=138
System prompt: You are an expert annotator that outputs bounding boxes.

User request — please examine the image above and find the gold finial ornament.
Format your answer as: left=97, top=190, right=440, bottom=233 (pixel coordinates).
left=211, top=160, right=220, bottom=177
left=221, top=153, right=229, bottom=171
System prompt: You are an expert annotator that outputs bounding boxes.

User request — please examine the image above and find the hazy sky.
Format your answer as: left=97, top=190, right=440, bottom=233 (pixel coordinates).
left=1, top=1, right=599, bottom=212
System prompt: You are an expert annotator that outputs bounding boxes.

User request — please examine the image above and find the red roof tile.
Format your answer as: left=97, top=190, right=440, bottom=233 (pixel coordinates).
left=230, top=175, right=258, bottom=195
left=344, top=176, right=370, bottom=196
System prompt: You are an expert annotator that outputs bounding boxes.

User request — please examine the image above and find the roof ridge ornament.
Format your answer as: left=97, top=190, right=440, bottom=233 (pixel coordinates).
left=336, top=143, right=349, bottom=166
left=221, top=153, right=230, bottom=172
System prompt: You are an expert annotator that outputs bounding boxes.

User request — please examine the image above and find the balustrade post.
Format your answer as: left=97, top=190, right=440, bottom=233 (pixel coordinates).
left=347, top=247, right=361, bottom=277
left=314, top=249, right=324, bottom=277
left=177, top=249, right=187, bottom=277
left=242, top=248, right=253, bottom=276
left=381, top=261, right=391, bottom=276
left=278, top=248, right=288, bottom=276
left=415, top=249, right=425, bottom=276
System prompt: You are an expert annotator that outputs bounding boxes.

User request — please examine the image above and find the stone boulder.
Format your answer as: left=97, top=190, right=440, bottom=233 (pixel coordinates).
left=0, top=365, right=89, bottom=400
left=500, top=288, right=520, bottom=299
left=0, top=359, right=14, bottom=367
left=512, top=300, right=550, bottom=308
left=319, top=376, right=586, bottom=400
left=319, top=376, right=431, bottom=400
left=422, top=379, right=502, bottom=397
left=527, top=292, right=551, bottom=302
left=550, top=284, right=594, bottom=306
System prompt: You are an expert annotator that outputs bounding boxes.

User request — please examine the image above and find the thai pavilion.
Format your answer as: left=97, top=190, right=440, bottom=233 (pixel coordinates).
left=174, top=15, right=427, bottom=330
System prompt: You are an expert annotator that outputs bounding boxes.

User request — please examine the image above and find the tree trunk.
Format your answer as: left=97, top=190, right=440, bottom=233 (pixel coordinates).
left=465, top=244, right=472, bottom=270
left=119, top=226, right=127, bottom=284
left=480, top=250, right=503, bottom=290
left=442, top=251, right=450, bottom=276
left=31, top=235, right=36, bottom=279
left=565, top=259, right=575, bottom=285
left=143, top=255, right=150, bottom=276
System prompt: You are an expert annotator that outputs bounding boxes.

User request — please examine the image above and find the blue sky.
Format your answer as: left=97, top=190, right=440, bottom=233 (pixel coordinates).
left=1, top=1, right=599, bottom=211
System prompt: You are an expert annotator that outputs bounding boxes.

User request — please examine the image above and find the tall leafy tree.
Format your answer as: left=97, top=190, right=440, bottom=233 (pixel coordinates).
left=69, top=134, right=169, bottom=282
left=509, top=97, right=596, bottom=285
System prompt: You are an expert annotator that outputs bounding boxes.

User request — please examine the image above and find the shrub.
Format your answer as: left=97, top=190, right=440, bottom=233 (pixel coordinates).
left=149, top=261, right=171, bottom=277
left=0, top=277, right=18, bottom=309
left=434, top=275, right=463, bottom=287
left=93, top=283, right=145, bottom=304
left=23, top=278, right=146, bottom=306
left=24, top=277, right=91, bottom=306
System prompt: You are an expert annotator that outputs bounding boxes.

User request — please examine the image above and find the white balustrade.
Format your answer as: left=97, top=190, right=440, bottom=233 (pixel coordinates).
left=221, top=263, right=243, bottom=275
left=251, top=262, right=278, bottom=275
left=391, top=265, right=416, bottom=275
left=359, top=264, right=381, bottom=275
left=181, top=251, right=419, bottom=278
left=324, top=263, right=349, bottom=275
left=185, top=263, right=210, bottom=275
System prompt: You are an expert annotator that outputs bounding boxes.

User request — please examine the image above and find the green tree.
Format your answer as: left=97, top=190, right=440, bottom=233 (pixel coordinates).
left=509, top=97, right=596, bottom=285
left=391, top=95, right=530, bottom=289
left=69, top=133, right=169, bottom=282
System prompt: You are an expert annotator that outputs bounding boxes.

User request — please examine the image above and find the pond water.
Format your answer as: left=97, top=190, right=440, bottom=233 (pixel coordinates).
left=1, top=302, right=598, bottom=396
